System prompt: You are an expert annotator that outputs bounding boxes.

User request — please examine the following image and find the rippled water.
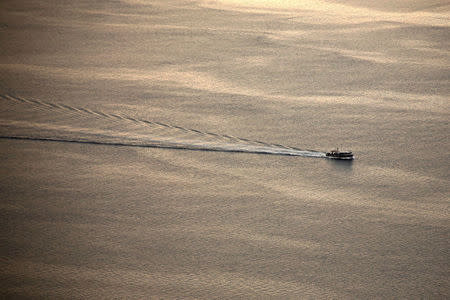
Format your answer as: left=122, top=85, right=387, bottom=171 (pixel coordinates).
left=1, top=0, right=449, bottom=298
left=0, top=94, right=326, bottom=158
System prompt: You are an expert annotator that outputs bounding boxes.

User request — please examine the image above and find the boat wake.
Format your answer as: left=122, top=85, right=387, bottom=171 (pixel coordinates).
left=0, top=94, right=325, bottom=158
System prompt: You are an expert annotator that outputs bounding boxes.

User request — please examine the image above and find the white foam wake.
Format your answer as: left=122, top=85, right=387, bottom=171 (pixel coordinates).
left=0, top=94, right=326, bottom=158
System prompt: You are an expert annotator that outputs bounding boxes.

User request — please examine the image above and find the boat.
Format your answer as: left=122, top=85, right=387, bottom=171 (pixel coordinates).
left=326, top=148, right=354, bottom=160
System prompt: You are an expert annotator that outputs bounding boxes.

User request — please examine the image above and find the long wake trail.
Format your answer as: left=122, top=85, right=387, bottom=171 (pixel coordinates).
left=0, top=94, right=325, bottom=158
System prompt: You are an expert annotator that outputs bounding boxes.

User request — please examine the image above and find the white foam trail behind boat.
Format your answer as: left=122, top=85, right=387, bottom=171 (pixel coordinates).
left=0, top=94, right=325, bottom=158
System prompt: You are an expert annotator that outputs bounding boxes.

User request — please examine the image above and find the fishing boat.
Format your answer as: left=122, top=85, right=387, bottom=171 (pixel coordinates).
left=326, top=148, right=354, bottom=160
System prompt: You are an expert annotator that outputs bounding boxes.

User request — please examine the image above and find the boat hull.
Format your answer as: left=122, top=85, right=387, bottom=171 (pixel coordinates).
left=326, top=149, right=354, bottom=160
left=326, top=155, right=354, bottom=160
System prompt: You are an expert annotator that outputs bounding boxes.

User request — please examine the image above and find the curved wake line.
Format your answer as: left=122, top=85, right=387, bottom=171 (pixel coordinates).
left=0, top=135, right=326, bottom=157
left=1, top=93, right=303, bottom=150
left=0, top=93, right=326, bottom=158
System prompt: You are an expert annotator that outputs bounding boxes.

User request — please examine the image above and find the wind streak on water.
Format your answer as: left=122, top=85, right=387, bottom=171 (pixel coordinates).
left=0, top=94, right=325, bottom=158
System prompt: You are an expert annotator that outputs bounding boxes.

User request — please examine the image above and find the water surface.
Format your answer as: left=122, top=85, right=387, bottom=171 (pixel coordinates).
left=1, top=0, right=449, bottom=298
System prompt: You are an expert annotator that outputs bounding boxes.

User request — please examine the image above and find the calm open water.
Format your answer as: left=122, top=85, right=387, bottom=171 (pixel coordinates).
left=1, top=0, right=449, bottom=298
